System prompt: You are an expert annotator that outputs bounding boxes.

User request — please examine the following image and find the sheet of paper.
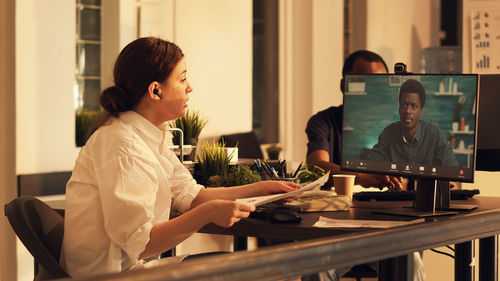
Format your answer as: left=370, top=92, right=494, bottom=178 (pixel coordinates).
left=313, top=216, right=424, bottom=229
left=236, top=172, right=330, bottom=206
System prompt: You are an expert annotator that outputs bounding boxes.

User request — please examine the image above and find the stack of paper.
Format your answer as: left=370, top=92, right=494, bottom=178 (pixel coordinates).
left=286, top=191, right=350, bottom=212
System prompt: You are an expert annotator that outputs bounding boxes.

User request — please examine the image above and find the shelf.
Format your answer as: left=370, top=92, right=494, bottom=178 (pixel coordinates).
left=343, top=126, right=354, bottom=131
left=450, top=130, right=474, bottom=135
left=453, top=148, right=473, bottom=155
left=434, top=92, right=463, bottom=96
left=345, top=91, right=367, bottom=96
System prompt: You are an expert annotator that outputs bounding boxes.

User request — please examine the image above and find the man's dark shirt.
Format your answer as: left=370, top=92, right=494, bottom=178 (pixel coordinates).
left=366, top=120, right=459, bottom=166
left=305, top=106, right=343, bottom=165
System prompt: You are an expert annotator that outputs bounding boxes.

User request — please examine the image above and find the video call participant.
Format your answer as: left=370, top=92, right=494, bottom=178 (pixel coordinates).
left=366, top=79, right=459, bottom=166
left=61, top=37, right=300, bottom=277
left=305, top=50, right=403, bottom=190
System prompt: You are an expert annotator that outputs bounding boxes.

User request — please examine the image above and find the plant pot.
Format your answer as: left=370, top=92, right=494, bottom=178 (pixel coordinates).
left=172, top=134, right=198, bottom=162
left=185, top=141, right=198, bottom=162
left=267, top=151, right=280, bottom=160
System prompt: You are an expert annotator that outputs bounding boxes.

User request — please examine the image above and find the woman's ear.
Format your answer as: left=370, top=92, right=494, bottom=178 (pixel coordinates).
left=148, top=81, right=162, bottom=100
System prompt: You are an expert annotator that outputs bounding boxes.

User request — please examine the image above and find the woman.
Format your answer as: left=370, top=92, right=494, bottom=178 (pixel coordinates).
left=61, top=37, right=299, bottom=277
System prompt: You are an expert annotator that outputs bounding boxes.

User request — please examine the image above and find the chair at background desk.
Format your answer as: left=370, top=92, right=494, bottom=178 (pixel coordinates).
left=219, top=131, right=263, bottom=160
left=4, top=196, right=69, bottom=280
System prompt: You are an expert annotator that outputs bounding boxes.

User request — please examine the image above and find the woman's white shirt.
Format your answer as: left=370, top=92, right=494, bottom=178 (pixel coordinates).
left=61, top=111, right=203, bottom=277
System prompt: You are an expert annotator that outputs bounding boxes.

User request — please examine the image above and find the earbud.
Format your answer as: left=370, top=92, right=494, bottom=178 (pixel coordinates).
left=153, top=88, right=162, bottom=98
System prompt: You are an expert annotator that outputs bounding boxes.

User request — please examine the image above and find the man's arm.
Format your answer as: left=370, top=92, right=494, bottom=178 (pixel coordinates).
left=365, top=132, right=390, bottom=162
left=307, top=149, right=402, bottom=190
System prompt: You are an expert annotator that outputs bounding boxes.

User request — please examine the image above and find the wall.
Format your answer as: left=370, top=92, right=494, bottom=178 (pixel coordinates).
left=280, top=0, right=344, bottom=163
left=0, top=1, right=18, bottom=280
left=174, top=0, right=253, bottom=140
left=16, top=0, right=79, bottom=174
left=170, top=0, right=254, bottom=256
left=364, top=0, right=439, bottom=72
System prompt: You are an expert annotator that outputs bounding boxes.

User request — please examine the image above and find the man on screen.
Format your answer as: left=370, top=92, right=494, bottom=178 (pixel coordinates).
left=366, top=79, right=459, bottom=166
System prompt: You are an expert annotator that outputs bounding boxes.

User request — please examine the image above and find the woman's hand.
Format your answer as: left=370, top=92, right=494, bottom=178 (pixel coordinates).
left=253, top=180, right=302, bottom=196
left=204, top=200, right=255, bottom=228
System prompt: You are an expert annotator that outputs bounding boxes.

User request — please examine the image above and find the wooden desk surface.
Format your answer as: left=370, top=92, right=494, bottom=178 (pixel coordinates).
left=199, top=196, right=500, bottom=241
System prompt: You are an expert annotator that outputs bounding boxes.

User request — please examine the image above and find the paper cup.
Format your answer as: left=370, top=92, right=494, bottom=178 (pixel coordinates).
left=332, top=175, right=356, bottom=199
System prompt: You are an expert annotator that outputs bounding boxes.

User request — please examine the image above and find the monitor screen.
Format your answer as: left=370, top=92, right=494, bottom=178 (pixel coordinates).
left=476, top=74, right=500, bottom=171
left=341, top=74, right=479, bottom=182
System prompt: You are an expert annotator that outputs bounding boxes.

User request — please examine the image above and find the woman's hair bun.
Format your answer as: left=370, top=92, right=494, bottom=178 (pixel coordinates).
left=100, top=85, right=131, bottom=116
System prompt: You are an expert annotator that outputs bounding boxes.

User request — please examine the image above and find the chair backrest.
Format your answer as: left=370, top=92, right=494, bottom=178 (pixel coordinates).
left=4, top=196, right=69, bottom=280
left=219, top=131, right=263, bottom=159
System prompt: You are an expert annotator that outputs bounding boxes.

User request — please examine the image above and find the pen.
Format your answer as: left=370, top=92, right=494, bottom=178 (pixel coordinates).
left=292, top=162, right=303, bottom=178
left=280, top=160, right=286, bottom=177
left=254, top=160, right=261, bottom=172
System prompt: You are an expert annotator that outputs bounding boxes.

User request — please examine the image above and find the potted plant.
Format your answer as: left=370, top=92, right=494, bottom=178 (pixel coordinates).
left=225, top=165, right=261, bottom=186
left=266, top=144, right=282, bottom=160
left=169, top=109, right=208, bottom=161
left=296, top=164, right=326, bottom=184
left=197, top=139, right=235, bottom=186
left=75, top=108, right=100, bottom=147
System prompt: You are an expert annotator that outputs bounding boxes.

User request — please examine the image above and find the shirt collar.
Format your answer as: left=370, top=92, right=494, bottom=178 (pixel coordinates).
left=118, top=111, right=169, bottom=153
left=401, top=120, right=422, bottom=144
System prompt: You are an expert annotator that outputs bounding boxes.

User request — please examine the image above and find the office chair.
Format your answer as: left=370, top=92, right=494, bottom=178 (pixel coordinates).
left=219, top=131, right=264, bottom=159
left=4, top=196, right=69, bottom=280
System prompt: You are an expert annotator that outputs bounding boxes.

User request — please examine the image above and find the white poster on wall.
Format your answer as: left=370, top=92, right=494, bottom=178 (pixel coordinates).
left=470, top=9, right=500, bottom=73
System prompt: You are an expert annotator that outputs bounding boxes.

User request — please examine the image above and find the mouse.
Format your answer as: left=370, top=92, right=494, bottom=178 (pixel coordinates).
left=269, top=207, right=302, bottom=224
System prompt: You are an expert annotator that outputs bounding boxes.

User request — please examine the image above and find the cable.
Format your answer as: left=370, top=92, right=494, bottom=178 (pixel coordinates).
left=430, top=248, right=455, bottom=259
left=447, top=245, right=455, bottom=252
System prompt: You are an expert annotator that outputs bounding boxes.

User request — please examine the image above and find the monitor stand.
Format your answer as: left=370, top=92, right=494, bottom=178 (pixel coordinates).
left=373, top=179, right=477, bottom=218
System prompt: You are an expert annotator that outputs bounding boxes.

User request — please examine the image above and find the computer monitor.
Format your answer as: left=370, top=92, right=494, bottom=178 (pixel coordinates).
left=476, top=74, right=500, bottom=171
left=341, top=73, right=479, bottom=216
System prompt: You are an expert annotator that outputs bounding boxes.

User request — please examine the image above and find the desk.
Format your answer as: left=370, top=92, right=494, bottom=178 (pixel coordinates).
left=200, top=197, right=500, bottom=281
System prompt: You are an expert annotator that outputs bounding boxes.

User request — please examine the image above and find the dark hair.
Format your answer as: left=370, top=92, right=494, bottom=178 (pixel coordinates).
left=342, top=50, right=389, bottom=76
left=95, top=37, right=184, bottom=128
left=399, top=79, right=426, bottom=108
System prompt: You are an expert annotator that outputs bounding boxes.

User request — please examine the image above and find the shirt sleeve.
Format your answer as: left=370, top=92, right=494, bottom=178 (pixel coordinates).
left=167, top=152, right=204, bottom=213
left=437, top=130, right=459, bottom=166
left=93, top=144, right=159, bottom=263
left=306, top=114, right=332, bottom=156
left=366, top=127, right=391, bottom=161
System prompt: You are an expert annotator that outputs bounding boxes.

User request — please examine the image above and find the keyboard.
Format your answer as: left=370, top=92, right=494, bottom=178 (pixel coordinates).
left=353, top=189, right=480, bottom=201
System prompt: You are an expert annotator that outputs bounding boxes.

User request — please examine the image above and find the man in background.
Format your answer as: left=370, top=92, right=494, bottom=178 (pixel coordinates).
left=305, top=50, right=403, bottom=190
left=305, top=50, right=425, bottom=281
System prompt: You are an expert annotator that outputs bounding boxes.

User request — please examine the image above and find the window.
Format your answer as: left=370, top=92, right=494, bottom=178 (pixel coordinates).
left=253, top=0, right=279, bottom=144
left=75, top=0, right=101, bottom=146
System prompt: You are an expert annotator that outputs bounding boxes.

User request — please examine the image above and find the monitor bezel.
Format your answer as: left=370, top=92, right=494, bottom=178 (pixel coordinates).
left=340, top=73, right=479, bottom=183
left=476, top=74, right=500, bottom=171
